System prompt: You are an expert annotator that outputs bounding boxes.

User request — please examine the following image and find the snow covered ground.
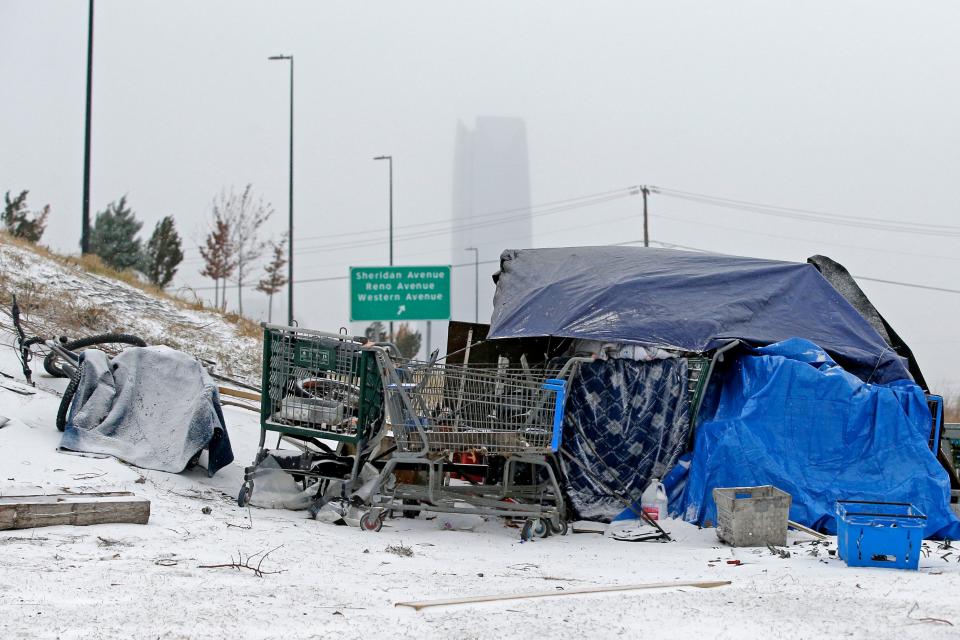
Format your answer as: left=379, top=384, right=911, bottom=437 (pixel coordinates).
left=2, top=342, right=959, bottom=640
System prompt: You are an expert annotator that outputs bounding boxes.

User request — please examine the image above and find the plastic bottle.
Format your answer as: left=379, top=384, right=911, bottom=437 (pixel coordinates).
left=641, top=477, right=668, bottom=521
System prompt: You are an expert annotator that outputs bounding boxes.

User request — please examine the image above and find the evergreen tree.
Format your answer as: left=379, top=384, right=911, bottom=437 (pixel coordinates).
left=199, top=212, right=236, bottom=309
left=142, top=216, right=184, bottom=288
left=255, top=235, right=288, bottom=322
left=394, top=323, right=422, bottom=359
left=3, top=190, right=49, bottom=243
left=89, top=196, right=143, bottom=270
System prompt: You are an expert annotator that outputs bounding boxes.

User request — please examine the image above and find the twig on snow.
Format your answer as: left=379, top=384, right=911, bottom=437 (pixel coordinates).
left=198, top=545, right=285, bottom=578
left=907, top=602, right=954, bottom=626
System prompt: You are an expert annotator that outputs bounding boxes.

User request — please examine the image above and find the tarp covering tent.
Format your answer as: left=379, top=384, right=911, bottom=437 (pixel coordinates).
left=487, top=246, right=956, bottom=531
left=676, top=339, right=960, bottom=539
left=489, top=247, right=912, bottom=385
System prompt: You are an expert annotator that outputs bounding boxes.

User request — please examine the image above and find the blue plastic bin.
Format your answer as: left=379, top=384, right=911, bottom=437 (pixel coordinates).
left=835, top=500, right=926, bottom=570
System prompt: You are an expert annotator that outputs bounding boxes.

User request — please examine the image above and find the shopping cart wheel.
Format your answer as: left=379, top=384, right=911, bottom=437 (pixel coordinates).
left=360, top=510, right=384, bottom=532
left=237, top=483, right=251, bottom=508
left=520, top=518, right=551, bottom=541
left=549, top=518, right=568, bottom=536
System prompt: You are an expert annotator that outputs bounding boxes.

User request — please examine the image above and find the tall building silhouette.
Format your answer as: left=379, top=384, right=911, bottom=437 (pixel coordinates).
left=451, top=116, right=532, bottom=324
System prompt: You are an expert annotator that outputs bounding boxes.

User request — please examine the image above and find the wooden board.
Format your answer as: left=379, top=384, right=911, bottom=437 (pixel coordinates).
left=0, top=492, right=150, bottom=530
left=396, top=580, right=732, bottom=610
left=218, top=386, right=261, bottom=402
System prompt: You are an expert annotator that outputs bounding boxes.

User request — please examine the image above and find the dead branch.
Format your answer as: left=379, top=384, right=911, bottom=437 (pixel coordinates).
left=198, top=545, right=284, bottom=577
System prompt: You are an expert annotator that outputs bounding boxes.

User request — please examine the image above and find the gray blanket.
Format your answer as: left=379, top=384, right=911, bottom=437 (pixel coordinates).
left=60, top=346, right=233, bottom=476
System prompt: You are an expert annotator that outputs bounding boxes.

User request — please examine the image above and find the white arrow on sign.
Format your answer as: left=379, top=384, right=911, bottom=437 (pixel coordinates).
left=397, top=305, right=406, bottom=316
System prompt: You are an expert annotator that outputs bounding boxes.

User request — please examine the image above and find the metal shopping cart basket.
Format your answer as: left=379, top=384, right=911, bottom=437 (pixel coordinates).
left=237, top=324, right=386, bottom=508
left=359, top=349, right=590, bottom=539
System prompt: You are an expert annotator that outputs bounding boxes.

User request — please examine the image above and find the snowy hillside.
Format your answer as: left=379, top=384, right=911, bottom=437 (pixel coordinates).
left=0, top=234, right=261, bottom=382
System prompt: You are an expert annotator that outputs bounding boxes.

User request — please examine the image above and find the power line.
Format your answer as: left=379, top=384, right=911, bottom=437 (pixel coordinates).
left=181, top=186, right=637, bottom=260
left=650, top=210, right=960, bottom=263
left=651, top=186, right=960, bottom=238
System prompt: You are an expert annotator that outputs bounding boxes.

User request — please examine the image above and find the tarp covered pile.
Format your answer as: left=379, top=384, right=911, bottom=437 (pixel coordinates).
left=488, top=246, right=959, bottom=536
left=61, top=345, right=233, bottom=476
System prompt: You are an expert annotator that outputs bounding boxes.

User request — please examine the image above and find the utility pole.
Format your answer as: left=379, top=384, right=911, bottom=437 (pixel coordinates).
left=641, top=185, right=650, bottom=248
left=268, top=54, right=295, bottom=326
left=81, top=0, right=94, bottom=254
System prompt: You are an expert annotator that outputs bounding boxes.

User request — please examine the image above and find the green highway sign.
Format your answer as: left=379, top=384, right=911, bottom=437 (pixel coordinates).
left=350, top=266, right=451, bottom=322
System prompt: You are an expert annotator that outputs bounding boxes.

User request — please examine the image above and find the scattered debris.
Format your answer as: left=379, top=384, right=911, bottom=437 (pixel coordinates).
left=907, top=602, right=954, bottom=626
left=384, top=542, right=414, bottom=558
left=71, top=472, right=107, bottom=481
left=198, top=545, right=285, bottom=578
left=97, top=536, right=132, bottom=548
left=767, top=545, right=791, bottom=559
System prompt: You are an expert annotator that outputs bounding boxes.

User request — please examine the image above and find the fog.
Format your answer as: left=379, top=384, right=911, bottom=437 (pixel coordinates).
left=2, top=1, right=958, bottom=385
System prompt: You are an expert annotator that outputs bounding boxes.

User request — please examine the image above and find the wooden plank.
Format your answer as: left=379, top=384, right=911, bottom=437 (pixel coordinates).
left=788, top=520, right=827, bottom=540
left=0, top=492, right=150, bottom=530
left=219, top=399, right=259, bottom=412
left=218, top=386, right=261, bottom=402
left=395, top=580, right=732, bottom=611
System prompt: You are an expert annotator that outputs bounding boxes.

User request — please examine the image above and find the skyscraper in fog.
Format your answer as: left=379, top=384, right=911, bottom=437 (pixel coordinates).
left=451, top=116, right=532, bottom=324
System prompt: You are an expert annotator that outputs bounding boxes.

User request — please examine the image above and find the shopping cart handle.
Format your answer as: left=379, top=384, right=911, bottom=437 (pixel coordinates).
left=542, top=380, right=567, bottom=452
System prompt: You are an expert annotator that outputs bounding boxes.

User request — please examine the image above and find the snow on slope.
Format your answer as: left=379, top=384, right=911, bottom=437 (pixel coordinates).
left=0, top=235, right=260, bottom=381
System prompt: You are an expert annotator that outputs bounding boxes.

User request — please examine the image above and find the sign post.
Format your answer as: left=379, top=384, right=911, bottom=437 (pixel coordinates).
left=350, top=266, right=452, bottom=322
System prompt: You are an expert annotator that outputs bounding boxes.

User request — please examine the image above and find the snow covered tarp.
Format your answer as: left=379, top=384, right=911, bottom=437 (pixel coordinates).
left=61, top=346, right=233, bottom=476
left=489, top=247, right=912, bottom=384
left=677, top=339, right=960, bottom=539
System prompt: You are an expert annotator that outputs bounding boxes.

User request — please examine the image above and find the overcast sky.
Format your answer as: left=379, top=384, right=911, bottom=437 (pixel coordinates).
left=2, top=1, right=959, bottom=387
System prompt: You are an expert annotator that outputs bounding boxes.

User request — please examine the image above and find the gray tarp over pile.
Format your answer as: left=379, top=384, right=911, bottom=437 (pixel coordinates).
left=489, top=246, right=913, bottom=385
left=60, top=346, right=233, bottom=476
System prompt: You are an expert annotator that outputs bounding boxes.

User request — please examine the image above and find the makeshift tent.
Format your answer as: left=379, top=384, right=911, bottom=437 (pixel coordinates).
left=489, top=247, right=912, bottom=385
left=486, top=246, right=954, bottom=531
left=676, top=339, right=960, bottom=539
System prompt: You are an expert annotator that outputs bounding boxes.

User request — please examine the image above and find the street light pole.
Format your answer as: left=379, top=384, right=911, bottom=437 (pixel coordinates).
left=465, top=247, right=479, bottom=324
left=269, top=54, right=294, bottom=326
left=81, top=0, right=94, bottom=254
left=374, top=155, right=394, bottom=340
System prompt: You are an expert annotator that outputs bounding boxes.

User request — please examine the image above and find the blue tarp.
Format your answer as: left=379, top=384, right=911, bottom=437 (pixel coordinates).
left=677, top=339, right=960, bottom=539
left=489, top=247, right=912, bottom=384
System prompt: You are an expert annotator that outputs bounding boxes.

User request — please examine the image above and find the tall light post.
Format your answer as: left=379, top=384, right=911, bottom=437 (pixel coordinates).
left=81, top=0, right=94, bottom=254
left=465, top=247, right=479, bottom=324
left=373, top=155, right=394, bottom=340
left=268, top=54, right=294, bottom=326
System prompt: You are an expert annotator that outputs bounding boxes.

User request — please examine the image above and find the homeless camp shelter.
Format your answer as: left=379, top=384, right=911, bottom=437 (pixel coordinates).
left=462, top=245, right=960, bottom=539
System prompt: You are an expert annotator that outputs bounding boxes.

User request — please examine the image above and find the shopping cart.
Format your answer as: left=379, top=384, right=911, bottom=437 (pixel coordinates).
left=359, top=350, right=590, bottom=539
left=237, top=324, right=387, bottom=508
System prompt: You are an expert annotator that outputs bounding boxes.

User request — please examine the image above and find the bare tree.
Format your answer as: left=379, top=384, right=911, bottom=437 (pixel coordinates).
left=215, top=184, right=273, bottom=316
left=199, top=211, right=235, bottom=309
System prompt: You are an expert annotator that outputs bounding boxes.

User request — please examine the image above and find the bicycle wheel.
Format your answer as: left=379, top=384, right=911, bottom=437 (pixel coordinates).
left=44, top=333, right=147, bottom=378
left=56, top=362, right=83, bottom=432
